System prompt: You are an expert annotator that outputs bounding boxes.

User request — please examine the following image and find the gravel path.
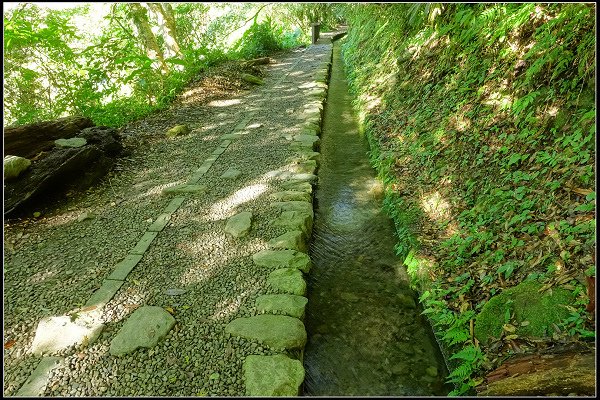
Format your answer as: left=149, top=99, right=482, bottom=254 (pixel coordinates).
left=3, top=43, right=331, bottom=396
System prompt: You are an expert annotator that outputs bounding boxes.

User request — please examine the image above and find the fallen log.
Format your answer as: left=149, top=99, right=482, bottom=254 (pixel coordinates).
left=3, top=116, right=94, bottom=159
left=476, top=350, right=595, bottom=396
left=4, top=126, right=122, bottom=216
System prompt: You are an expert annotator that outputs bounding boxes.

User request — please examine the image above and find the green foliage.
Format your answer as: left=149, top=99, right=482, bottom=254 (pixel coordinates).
left=3, top=3, right=307, bottom=128
left=341, top=2, right=595, bottom=396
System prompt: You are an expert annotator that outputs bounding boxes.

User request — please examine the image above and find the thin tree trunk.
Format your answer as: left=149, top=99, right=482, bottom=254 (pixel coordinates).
left=129, top=3, right=169, bottom=74
left=147, top=3, right=181, bottom=57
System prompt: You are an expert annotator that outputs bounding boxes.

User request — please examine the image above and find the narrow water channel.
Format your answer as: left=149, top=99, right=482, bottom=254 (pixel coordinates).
left=303, top=40, right=451, bottom=396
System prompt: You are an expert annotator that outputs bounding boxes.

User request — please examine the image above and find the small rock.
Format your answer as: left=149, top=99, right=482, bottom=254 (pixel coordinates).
left=220, top=168, right=242, bottom=179
left=77, top=212, right=95, bottom=222
left=109, top=306, right=175, bottom=356
left=164, top=288, right=188, bottom=296
left=4, top=155, right=31, bottom=180
left=425, top=366, right=438, bottom=377
left=243, top=354, right=304, bottom=396
left=166, top=125, right=190, bottom=137
left=224, top=211, right=253, bottom=238
left=55, top=137, right=87, bottom=148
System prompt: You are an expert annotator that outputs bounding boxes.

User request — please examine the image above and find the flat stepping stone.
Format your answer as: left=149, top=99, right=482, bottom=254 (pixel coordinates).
left=166, top=124, right=190, bottom=137
left=280, top=180, right=313, bottom=194
left=220, top=133, right=243, bottom=140
left=54, top=137, right=87, bottom=148
left=268, top=230, right=307, bottom=252
left=85, top=279, right=125, bottom=307
left=256, top=294, right=308, bottom=319
left=16, top=356, right=64, bottom=396
left=30, top=312, right=104, bottom=355
left=107, top=254, right=144, bottom=281
left=109, top=306, right=175, bottom=356
left=253, top=249, right=311, bottom=273
left=225, top=314, right=306, bottom=350
left=224, top=211, right=253, bottom=238
left=221, top=168, right=242, bottom=179
left=273, top=210, right=313, bottom=236
left=162, top=184, right=206, bottom=195
left=271, top=191, right=311, bottom=202
left=268, top=268, right=306, bottom=295
left=243, top=354, right=304, bottom=396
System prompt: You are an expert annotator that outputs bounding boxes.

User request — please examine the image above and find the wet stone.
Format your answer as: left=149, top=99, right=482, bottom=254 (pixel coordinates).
left=109, top=306, right=175, bottom=356
left=225, top=314, right=307, bottom=350
left=243, top=354, right=304, bottom=396
left=253, top=249, right=312, bottom=273
left=267, top=268, right=306, bottom=296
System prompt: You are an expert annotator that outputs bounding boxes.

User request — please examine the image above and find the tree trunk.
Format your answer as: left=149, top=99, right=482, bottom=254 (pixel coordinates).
left=476, top=350, right=595, bottom=396
left=3, top=116, right=94, bottom=159
left=147, top=3, right=181, bottom=57
left=129, top=3, right=169, bottom=74
left=4, top=126, right=122, bottom=216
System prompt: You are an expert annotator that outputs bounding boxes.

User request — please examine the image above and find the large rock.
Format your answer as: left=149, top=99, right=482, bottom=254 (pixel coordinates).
left=253, top=249, right=312, bottom=273
left=268, top=230, right=307, bottom=252
left=4, top=155, right=31, bottom=180
left=267, top=268, right=306, bottom=295
left=30, top=311, right=104, bottom=355
left=225, top=211, right=253, bottom=238
left=272, top=201, right=314, bottom=217
left=256, top=294, right=308, bottom=319
left=273, top=210, right=313, bottom=236
left=54, top=137, right=87, bottom=148
left=243, top=354, right=305, bottom=396
left=225, top=314, right=306, bottom=350
left=109, top=306, right=175, bottom=356
left=280, top=180, right=313, bottom=194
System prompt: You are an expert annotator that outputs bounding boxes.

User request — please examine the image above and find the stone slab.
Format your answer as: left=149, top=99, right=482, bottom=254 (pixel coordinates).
left=30, top=313, right=104, bottom=355
left=256, top=294, right=308, bottom=319
left=268, top=230, right=307, bottom=252
left=162, top=184, right=207, bottom=195
left=16, top=357, right=64, bottom=396
left=243, top=354, right=304, bottom=396
left=220, top=133, right=242, bottom=140
left=271, top=191, right=311, bottom=202
left=225, top=314, right=306, bottom=350
left=220, top=139, right=232, bottom=147
left=253, top=249, right=311, bottom=273
left=288, top=173, right=318, bottom=184
left=85, top=279, right=125, bottom=307
left=212, top=146, right=226, bottom=156
left=224, top=211, right=253, bottom=238
left=148, top=213, right=172, bottom=232
left=267, top=269, right=306, bottom=295
left=109, top=306, right=175, bottom=356
left=107, top=254, right=144, bottom=281
left=164, top=196, right=186, bottom=213
left=221, top=168, right=242, bottom=179
left=280, top=181, right=313, bottom=194
left=55, top=137, right=87, bottom=148
left=130, top=231, right=159, bottom=255
left=272, top=201, right=314, bottom=217
left=273, top=210, right=313, bottom=236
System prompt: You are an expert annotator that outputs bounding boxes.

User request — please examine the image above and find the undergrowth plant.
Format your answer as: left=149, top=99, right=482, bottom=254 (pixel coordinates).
left=341, top=3, right=595, bottom=396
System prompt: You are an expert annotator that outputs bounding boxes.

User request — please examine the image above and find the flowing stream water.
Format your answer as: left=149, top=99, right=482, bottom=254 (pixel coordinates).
left=302, top=39, right=451, bottom=396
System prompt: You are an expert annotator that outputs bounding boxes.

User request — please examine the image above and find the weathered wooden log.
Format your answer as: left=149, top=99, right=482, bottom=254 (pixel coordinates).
left=3, top=116, right=94, bottom=159
left=4, top=127, right=122, bottom=216
left=476, top=350, right=595, bottom=396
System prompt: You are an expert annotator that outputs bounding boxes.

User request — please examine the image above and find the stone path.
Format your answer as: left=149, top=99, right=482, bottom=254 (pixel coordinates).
left=4, top=40, right=332, bottom=396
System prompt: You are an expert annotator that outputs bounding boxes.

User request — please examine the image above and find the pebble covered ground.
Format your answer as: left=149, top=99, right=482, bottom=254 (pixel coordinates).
left=3, top=43, right=331, bottom=396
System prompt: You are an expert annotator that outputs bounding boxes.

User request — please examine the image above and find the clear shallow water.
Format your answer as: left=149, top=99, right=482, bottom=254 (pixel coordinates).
left=302, top=40, right=451, bottom=396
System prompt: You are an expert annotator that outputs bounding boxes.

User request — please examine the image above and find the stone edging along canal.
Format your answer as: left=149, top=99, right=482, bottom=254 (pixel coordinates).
left=13, top=43, right=333, bottom=397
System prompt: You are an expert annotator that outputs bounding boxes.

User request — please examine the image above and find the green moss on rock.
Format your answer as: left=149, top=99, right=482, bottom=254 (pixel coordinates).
left=475, top=280, right=575, bottom=345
